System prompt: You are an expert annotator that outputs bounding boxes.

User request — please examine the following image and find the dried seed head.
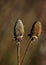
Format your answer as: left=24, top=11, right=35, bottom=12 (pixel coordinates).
left=28, top=21, right=42, bottom=39
left=14, top=19, right=24, bottom=42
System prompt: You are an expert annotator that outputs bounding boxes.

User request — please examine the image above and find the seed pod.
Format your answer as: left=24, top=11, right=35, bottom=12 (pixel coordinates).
left=14, top=19, right=24, bottom=42
left=28, top=21, right=42, bottom=39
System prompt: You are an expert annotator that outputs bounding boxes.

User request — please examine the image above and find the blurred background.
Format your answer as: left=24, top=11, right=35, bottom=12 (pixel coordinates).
left=0, top=0, right=46, bottom=65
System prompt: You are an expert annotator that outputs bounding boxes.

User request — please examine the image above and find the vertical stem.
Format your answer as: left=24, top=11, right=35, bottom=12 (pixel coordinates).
left=17, top=42, right=20, bottom=65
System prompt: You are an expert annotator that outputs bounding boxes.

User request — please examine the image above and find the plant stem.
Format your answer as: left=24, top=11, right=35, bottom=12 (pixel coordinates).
left=17, top=42, right=20, bottom=65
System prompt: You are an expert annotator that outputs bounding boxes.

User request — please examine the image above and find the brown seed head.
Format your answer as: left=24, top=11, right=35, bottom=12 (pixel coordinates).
left=28, top=21, right=42, bottom=39
left=33, top=21, right=42, bottom=37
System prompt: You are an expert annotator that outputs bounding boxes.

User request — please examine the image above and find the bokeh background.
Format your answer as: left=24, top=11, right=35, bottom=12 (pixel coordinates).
left=0, top=0, right=46, bottom=65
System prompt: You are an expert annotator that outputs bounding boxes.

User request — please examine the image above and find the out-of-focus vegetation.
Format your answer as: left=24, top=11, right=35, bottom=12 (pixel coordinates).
left=0, top=0, right=46, bottom=65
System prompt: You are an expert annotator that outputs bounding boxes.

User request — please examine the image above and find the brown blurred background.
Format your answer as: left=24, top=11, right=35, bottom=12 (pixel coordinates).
left=0, top=0, right=46, bottom=65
